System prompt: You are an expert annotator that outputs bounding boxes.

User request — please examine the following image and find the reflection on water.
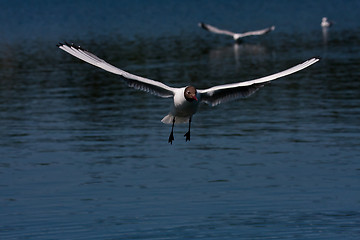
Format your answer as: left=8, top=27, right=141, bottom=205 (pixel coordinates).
left=208, top=43, right=271, bottom=69
left=1, top=1, right=360, bottom=239
left=322, top=27, right=330, bottom=45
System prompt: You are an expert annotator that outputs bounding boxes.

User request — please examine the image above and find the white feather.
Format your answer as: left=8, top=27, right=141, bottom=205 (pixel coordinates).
left=58, top=43, right=175, bottom=98
left=198, top=58, right=320, bottom=106
left=199, top=22, right=275, bottom=41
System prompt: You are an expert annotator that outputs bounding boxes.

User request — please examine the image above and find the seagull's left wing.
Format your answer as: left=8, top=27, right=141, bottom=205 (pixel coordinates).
left=198, top=57, right=320, bottom=106
left=57, top=43, right=175, bottom=98
left=237, top=26, right=275, bottom=38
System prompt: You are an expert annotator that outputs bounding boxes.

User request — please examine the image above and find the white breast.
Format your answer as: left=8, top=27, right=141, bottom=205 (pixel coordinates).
left=172, top=87, right=199, bottom=117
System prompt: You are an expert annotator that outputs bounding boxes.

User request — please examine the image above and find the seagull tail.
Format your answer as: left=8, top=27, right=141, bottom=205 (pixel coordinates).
left=161, top=114, right=190, bottom=124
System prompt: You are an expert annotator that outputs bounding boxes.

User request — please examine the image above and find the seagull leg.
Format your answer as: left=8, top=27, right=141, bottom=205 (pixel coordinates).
left=184, top=117, right=191, bottom=142
left=168, top=117, right=175, bottom=144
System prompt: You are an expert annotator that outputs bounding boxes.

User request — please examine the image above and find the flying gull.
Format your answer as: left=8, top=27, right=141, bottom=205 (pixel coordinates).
left=198, top=22, right=275, bottom=42
left=57, top=42, right=319, bottom=144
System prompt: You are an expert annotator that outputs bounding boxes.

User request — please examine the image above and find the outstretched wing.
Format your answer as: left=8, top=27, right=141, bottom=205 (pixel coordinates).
left=198, top=57, right=320, bottom=106
left=57, top=43, right=175, bottom=98
left=198, top=22, right=236, bottom=37
left=236, top=26, right=275, bottom=38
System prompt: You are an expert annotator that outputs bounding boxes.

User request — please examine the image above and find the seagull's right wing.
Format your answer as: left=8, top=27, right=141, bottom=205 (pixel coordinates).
left=198, top=22, right=236, bottom=37
left=57, top=43, right=176, bottom=98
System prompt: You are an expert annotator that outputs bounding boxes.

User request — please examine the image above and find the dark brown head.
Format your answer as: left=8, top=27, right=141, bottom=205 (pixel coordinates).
left=184, top=86, right=198, bottom=102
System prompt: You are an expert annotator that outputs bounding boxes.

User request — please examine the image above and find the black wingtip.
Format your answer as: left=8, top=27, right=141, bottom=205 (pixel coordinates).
left=71, top=42, right=87, bottom=51
left=57, top=41, right=88, bottom=51
left=77, top=44, right=87, bottom=51
left=313, top=56, right=321, bottom=61
left=61, top=41, right=73, bottom=48
left=198, top=22, right=208, bottom=30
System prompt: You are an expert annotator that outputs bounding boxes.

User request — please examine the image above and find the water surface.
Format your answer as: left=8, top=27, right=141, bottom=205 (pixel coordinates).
left=1, top=0, right=360, bottom=239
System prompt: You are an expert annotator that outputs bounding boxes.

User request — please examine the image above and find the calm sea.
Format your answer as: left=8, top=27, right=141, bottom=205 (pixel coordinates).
left=1, top=0, right=359, bottom=239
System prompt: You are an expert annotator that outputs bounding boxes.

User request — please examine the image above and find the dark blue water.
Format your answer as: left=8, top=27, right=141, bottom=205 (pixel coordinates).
left=1, top=0, right=360, bottom=239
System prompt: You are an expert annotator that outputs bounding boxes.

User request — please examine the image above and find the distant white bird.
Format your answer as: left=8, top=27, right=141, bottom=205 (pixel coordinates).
left=57, top=43, right=319, bottom=144
left=321, top=17, right=333, bottom=28
left=198, top=22, right=275, bottom=42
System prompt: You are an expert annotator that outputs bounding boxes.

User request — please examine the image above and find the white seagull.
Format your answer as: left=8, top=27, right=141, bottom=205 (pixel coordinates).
left=321, top=17, right=333, bottom=28
left=198, top=22, right=275, bottom=42
left=57, top=42, right=319, bottom=144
